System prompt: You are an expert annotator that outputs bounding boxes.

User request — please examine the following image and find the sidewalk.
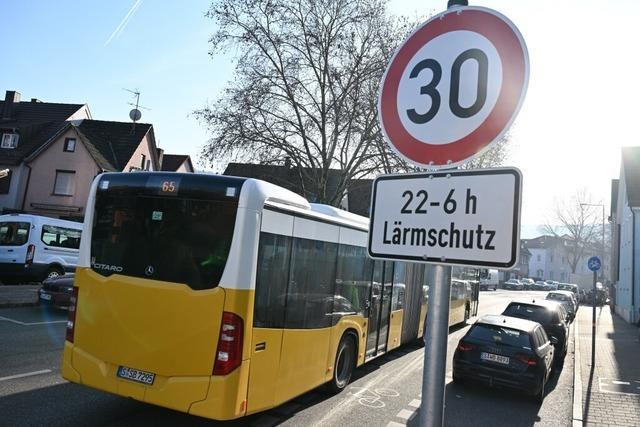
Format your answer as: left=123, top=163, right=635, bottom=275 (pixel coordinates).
left=0, top=284, right=40, bottom=308
left=574, top=304, right=640, bottom=426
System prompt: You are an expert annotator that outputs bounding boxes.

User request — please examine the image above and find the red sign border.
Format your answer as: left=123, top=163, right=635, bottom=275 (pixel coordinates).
left=378, top=7, right=529, bottom=168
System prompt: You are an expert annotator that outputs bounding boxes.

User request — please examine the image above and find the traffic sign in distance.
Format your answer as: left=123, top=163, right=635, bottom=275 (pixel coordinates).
left=368, top=168, right=522, bottom=268
left=588, top=256, right=601, bottom=272
left=378, top=7, right=529, bottom=169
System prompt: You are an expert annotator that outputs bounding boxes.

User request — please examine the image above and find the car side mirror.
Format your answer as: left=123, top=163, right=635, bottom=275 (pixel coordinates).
left=549, top=336, right=558, bottom=345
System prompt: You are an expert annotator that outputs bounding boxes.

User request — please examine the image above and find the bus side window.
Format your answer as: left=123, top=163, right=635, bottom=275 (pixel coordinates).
left=334, top=244, right=371, bottom=324
left=392, top=262, right=406, bottom=310
left=254, top=232, right=292, bottom=328
left=285, top=238, right=338, bottom=329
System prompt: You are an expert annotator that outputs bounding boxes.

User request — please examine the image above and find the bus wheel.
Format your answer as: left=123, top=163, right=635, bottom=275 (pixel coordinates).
left=328, top=335, right=356, bottom=394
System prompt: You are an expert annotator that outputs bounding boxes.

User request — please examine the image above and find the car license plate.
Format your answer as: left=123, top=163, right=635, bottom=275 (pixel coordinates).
left=39, top=292, right=52, bottom=301
left=481, top=352, right=509, bottom=365
left=117, top=366, right=155, bottom=385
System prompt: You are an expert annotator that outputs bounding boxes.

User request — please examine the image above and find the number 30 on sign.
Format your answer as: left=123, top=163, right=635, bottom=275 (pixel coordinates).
left=378, top=7, right=529, bottom=168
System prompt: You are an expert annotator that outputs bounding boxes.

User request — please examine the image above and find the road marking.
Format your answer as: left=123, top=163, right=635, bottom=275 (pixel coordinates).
left=387, top=422, right=405, bottom=427
left=611, top=380, right=631, bottom=385
left=0, top=315, right=66, bottom=326
left=0, top=369, right=52, bottom=382
left=408, top=399, right=421, bottom=408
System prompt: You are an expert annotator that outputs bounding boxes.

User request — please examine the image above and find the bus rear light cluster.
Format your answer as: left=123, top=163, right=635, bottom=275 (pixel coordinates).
left=25, top=244, right=35, bottom=265
left=213, top=312, right=243, bottom=376
left=65, top=287, right=79, bottom=343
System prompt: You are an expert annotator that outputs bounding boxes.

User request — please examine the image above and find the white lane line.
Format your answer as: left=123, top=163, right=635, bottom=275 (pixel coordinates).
left=0, top=369, right=52, bottom=382
left=612, top=381, right=631, bottom=385
left=397, top=409, right=415, bottom=420
left=0, top=316, right=66, bottom=326
left=408, top=399, right=421, bottom=408
left=387, top=422, right=405, bottom=427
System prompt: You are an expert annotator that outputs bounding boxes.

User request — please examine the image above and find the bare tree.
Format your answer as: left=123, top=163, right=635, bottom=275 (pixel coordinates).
left=540, top=189, right=602, bottom=274
left=196, top=0, right=416, bottom=205
left=460, top=133, right=511, bottom=169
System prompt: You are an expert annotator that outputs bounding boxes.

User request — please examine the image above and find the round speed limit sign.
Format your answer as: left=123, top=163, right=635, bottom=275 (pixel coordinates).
left=378, top=7, right=529, bottom=168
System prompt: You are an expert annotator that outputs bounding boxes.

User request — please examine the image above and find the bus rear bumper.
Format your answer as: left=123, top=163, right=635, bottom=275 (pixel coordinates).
left=62, top=342, right=249, bottom=420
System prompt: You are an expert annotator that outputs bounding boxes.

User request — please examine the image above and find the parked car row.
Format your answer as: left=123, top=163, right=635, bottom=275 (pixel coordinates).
left=453, top=291, right=576, bottom=403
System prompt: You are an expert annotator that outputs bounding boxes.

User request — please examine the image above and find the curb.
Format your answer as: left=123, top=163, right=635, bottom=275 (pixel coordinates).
left=571, top=314, right=583, bottom=427
left=0, top=301, right=39, bottom=308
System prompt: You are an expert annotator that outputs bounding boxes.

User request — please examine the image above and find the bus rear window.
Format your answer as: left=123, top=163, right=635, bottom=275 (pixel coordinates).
left=91, top=192, right=238, bottom=290
left=0, top=222, right=30, bottom=246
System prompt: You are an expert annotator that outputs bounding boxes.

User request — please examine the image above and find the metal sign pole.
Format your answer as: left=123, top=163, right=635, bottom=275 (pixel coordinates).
left=591, top=269, right=597, bottom=367
left=420, top=264, right=452, bottom=426
left=419, top=3, right=467, bottom=425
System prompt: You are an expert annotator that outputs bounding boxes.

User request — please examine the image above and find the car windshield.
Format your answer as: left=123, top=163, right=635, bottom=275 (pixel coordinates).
left=503, top=303, right=552, bottom=324
left=467, top=323, right=532, bottom=349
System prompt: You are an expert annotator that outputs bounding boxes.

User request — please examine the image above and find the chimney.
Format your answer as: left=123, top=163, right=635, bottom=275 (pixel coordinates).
left=156, top=148, right=164, bottom=169
left=30, top=98, right=41, bottom=103
left=2, top=91, right=21, bottom=121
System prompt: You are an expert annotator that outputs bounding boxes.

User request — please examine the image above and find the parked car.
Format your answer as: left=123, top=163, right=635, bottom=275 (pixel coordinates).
left=504, top=279, right=523, bottom=290
left=453, top=314, right=556, bottom=402
left=557, top=283, right=578, bottom=294
left=0, top=214, right=82, bottom=284
left=502, top=299, right=569, bottom=362
left=39, top=273, right=75, bottom=309
left=545, top=291, right=577, bottom=320
left=533, top=281, right=547, bottom=291
left=543, top=280, right=558, bottom=291
left=520, top=278, right=535, bottom=290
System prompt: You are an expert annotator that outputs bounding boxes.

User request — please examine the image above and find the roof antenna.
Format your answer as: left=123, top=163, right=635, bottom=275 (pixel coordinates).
left=123, top=88, right=151, bottom=134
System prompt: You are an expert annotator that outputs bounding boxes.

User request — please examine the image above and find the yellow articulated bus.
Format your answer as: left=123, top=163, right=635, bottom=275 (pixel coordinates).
left=62, top=172, right=475, bottom=420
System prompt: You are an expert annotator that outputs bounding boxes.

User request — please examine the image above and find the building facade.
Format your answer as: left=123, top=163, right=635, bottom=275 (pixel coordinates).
left=610, top=147, right=640, bottom=324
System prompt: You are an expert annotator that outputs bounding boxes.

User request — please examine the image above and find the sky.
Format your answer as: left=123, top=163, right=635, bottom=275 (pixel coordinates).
left=1, top=0, right=638, bottom=238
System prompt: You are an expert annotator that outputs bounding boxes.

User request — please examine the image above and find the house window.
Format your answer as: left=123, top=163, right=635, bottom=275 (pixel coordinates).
left=1, top=133, right=19, bottom=149
left=550, top=255, right=554, bottom=263
left=537, top=269, right=543, bottom=277
left=53, top=170, right=76, bottom=196
left=63, top=138, right=76, bottom=152
left=0, top=169, right=11, bottom=194
left=140, top=154, right=146, bottom=170
left=145, top=159, right=151, bottom=171
left=537, top=254, right=541, bottom=261
left=549, top=271, right=554, bottom=280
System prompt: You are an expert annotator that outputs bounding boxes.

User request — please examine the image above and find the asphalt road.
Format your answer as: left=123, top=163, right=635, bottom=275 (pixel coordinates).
left=0, top=290, right=574, bottom=426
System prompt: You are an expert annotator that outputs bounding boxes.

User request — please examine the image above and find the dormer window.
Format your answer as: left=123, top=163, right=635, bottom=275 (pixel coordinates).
left=1, top=133, right=19, bottom=149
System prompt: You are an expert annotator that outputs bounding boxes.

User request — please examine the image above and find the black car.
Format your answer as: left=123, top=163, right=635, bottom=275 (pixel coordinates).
left=39, top=273, right=75, bottom=309
left=502, top=299, right=569, bottom=362
left=453, top=315, right=556, bottom=402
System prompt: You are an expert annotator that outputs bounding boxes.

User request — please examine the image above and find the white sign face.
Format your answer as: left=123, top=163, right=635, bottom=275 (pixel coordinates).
left=368, top=168, right=522, bottom=269
left=378, top=7, right=529, bottom=168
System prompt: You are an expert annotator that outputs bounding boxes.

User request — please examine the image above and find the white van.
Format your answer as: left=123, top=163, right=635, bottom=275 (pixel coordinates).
left=0, top=214, right=82, bottom=283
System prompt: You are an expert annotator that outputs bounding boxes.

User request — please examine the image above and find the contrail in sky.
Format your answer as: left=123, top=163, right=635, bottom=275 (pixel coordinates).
left=104, top=0, right=143, bottom=46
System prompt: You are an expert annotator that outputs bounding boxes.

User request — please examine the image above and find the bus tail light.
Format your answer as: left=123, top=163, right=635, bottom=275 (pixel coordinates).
left=65, top=287, right=79, bottom=343
left=213, top=312, right=243, bottom=376
left=25, top=244, right=35, bottom=265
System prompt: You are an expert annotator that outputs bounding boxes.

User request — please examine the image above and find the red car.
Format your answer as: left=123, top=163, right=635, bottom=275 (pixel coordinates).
left=39, top=273, right=75, bottom=309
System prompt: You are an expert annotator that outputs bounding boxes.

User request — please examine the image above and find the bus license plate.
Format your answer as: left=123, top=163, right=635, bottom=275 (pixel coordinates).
left=481, top=352, right=509, bottom=365
left=117, top=366, right=155, bottom=385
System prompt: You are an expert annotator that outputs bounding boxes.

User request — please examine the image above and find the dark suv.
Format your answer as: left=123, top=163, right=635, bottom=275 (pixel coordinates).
left=502, top=299, right=570, bottom=363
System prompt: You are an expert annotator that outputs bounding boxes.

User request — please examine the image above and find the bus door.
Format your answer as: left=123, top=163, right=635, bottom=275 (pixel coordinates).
left=365, top=261, right=393, bottom=360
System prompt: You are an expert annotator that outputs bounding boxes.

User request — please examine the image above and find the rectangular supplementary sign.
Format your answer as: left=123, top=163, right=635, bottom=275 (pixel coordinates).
left=368, top=168, right=522, bottom=269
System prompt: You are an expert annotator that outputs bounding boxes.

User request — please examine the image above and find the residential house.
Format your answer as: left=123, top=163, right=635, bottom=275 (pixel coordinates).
left=160, top=153, right=195, bottom=172
left=525, top=235, right=578, bottom=282
left=0, top=90, right=91, bottom=212
left=499, top=241, right=531, bottom=281
left=223, top=162, right=375, bottom=216
left=610, top=146, right=640, bottom=324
